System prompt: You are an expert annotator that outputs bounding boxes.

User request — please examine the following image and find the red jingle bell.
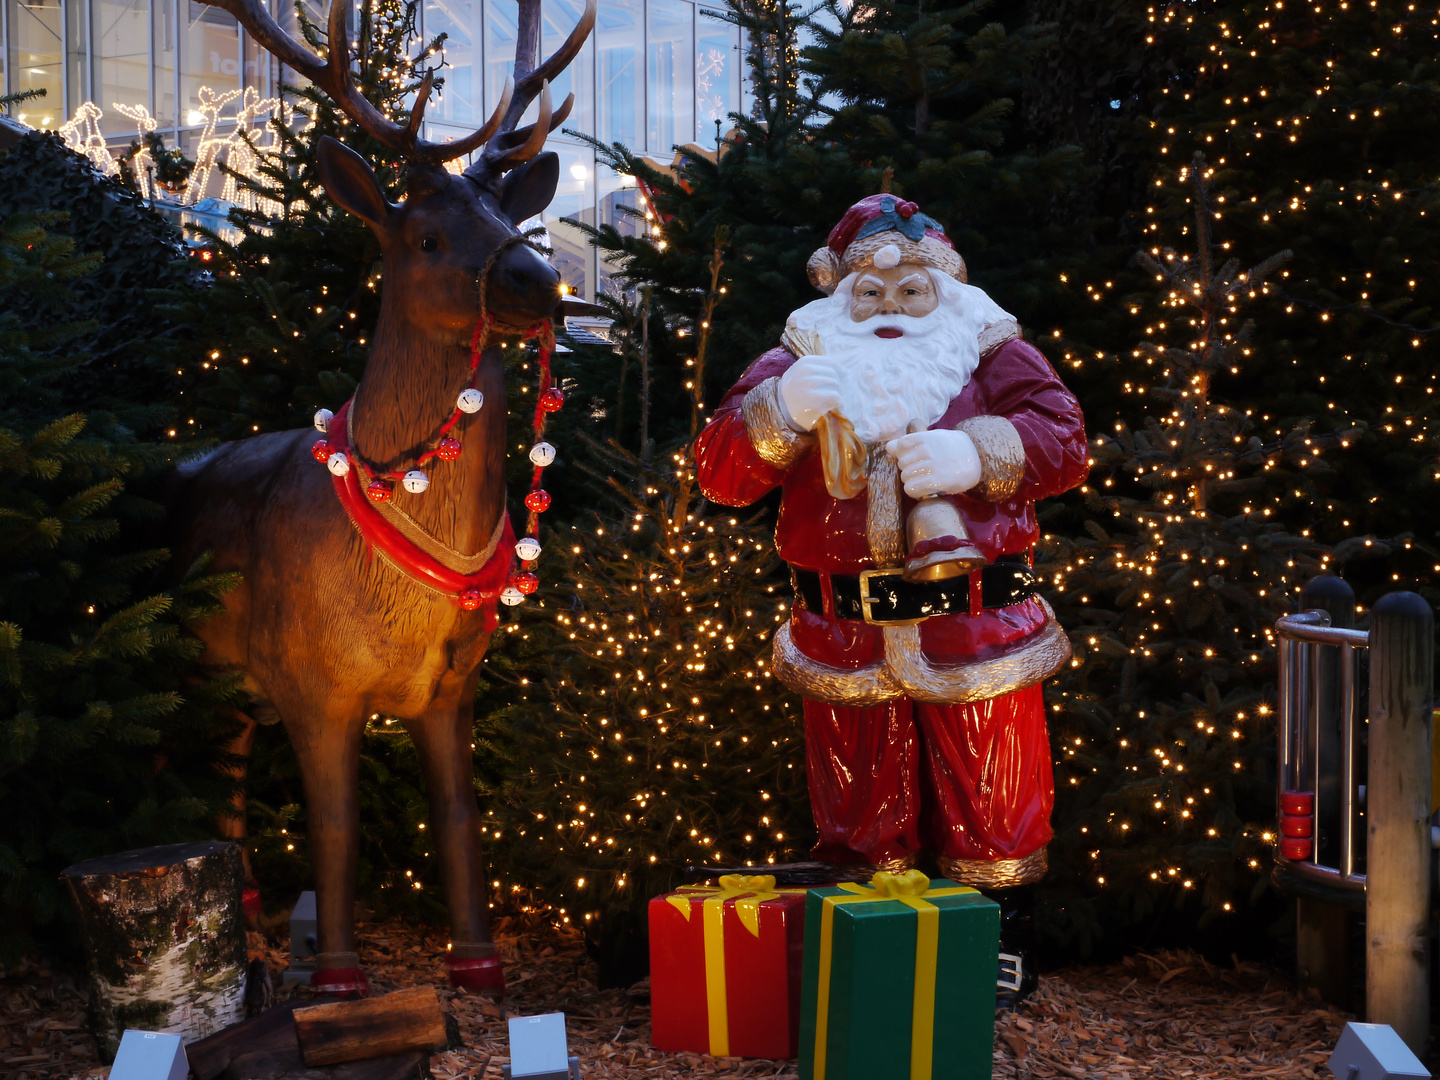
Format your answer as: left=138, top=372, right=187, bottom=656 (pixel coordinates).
left=312, top=439, right=333, bottom=462
left=436, top=437, right=463, bottom=462
left=367, top=479, right=394, bottom=503
left=457, top=587, right=484, bottom=611
left=524, top=489, right=551, bottom=513
left=512, top=571, right=539, bottom=595
left=539, top=387, right=565, bottom=413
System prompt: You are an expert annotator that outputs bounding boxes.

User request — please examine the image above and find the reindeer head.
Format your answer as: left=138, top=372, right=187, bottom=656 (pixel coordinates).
left=212, top=0, right=596, bottom=337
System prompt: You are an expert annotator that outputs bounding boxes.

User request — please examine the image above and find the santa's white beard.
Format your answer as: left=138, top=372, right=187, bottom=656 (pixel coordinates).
left=786, top=272, right=1013, bottom=444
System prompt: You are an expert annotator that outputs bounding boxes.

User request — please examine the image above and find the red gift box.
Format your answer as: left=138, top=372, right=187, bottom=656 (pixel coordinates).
left=649, top=875, right=808, bottom=1059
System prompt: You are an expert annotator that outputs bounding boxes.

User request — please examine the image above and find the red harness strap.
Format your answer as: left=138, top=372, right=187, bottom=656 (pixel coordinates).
left=326, top=398, right=516, bottom=626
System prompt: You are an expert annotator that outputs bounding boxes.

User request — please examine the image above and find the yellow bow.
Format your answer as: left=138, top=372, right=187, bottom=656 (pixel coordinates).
left=864, top=869, right=932, bottom=897
left=668, top=873, right=803, bottom=937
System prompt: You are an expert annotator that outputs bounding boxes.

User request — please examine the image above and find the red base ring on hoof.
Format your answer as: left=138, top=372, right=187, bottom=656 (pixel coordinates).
left=447, top=955, right=505, bottom=996
left=310, top=967, right=370, bottom=998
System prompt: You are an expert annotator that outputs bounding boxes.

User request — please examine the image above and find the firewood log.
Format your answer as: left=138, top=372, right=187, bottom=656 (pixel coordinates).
left=293, top=986, right=449, bottom=1067
left=61, top=840, right=248, bottom=1061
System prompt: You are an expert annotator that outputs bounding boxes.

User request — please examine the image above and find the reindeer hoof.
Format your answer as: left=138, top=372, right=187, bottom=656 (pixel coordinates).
left=446, top=955, right=505, bottom=996
left=309, top=967, right=370, bottom=998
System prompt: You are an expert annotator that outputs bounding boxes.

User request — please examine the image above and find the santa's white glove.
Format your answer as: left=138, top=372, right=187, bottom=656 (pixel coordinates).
left=776, top=356, right=844, bottom=432
left=885, top=429, right=983, bottom=498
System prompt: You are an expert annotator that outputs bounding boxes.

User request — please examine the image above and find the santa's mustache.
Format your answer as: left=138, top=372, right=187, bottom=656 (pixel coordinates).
left=828, top=310, right=955, bottom=339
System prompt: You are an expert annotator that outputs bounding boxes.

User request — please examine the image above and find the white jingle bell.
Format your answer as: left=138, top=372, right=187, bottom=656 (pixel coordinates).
left=500, top=586, right=526, bottom=607
left=326, top=451, right=350, bottom=477
left=402, top=470, right=429, bottom=494
left=528, top=441, right=556, bottom=467
left=457, top=388, right=485, bottom=414
left=314, top=408, right=333, bottom=433
left=515, top=536, right=542, bottom=562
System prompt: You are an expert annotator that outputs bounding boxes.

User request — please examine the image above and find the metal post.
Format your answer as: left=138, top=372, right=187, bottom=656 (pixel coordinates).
left=1297, top=576, right=1356, bottom=1006
left=1365, top=590, right=1434, bottom=1056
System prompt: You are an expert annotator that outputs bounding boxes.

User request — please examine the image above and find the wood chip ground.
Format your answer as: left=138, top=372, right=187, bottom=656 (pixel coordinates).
left=0, top=915, right=1354, bottom=1079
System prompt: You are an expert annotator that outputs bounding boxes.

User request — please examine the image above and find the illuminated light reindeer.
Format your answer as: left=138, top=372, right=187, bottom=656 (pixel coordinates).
left=169, top=0, right=595, bottom=996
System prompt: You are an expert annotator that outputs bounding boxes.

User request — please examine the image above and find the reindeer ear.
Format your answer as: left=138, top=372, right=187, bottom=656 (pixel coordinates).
left=499, top=152, right=560, bottom=225
left=316, top=136, right=392, bottom=228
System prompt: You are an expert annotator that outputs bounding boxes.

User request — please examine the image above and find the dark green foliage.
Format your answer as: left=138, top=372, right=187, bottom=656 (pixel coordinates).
left=120, top=132, right=195, bottom=192
left=802, top=0, right=1085, bottom=315
left=0, top=132, right=195, bottom=416
left=0, top=213, right=241, bottom=962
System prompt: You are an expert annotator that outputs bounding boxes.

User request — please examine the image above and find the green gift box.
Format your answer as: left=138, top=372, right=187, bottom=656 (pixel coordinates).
left=799, top=871, right=1000, bottom=1080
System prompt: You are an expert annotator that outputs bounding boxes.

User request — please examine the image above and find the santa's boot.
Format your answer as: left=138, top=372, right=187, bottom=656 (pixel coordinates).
left=984, top=883, right=1038, bottom=1010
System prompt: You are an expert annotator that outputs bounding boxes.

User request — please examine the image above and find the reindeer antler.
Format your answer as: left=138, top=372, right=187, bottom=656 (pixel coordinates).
left=209, top=0, right=515, bottom=165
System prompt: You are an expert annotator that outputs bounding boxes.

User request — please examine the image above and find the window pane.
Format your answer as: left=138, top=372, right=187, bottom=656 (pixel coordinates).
left=66, top=0, right=86, bottom=114
left=541, top=0, right=592, bottom=137
left=153, top=0, right=176, bottom=128
left=180, top=1, right=240, bottom=128
left=544, top=143, right=594, bottom=299
left=694, top=9, right=734, bottom=149
left=596, top=163, right=639, bottom=296
left=647, top=0, right=692, bottom=151
left=427, top=0, right=479, bottom=126
left=595, top=0, right=639, bottom=147
left=8, top=0, right=63, bottom=129
left=95, top=0, right=151, bottom=134
left=276, top=0, right=322, bottom=93
left=485, top=0, right=524, bottom=122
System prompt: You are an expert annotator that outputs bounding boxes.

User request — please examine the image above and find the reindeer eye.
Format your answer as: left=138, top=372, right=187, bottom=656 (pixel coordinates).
left=420, top=236, right=439, bottom=252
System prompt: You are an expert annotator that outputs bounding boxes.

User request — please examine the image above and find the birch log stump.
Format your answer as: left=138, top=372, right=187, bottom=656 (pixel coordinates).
left=61, top=840, right=248, bottom=1061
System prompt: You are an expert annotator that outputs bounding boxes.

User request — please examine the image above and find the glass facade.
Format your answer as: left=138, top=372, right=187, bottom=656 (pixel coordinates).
left=1, top=0, right=745, bottom=298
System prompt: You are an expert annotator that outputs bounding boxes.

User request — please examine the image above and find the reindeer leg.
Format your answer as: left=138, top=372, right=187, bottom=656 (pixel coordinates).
left=285, top=707, right=370, bottom=997
left=216, top=710, right=261, bottom=924
left=403, top=674, right=502, bottom=996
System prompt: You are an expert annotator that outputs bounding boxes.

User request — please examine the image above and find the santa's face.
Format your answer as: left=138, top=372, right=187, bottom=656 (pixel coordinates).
left=787, top=261, right=1010, bottom=444
left=848, top=265, right=940, bottom=322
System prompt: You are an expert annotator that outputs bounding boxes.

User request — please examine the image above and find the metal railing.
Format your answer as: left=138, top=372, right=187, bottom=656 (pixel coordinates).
left=1274, top=584, right=1434, bottom=1054
left=1275, top=609, right=1369, bottom=894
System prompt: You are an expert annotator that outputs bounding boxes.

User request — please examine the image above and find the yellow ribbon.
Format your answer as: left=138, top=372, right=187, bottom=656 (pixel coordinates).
left=668, top=874, right=808, bottom=1056
left=812, top=871, right=975, bottom=1080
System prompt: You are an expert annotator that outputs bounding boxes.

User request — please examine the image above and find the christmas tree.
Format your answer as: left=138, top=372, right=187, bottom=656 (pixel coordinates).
left=0, top=211, right=241, bottom=962
left=1039, top=159, right=1397, bottom=950
left=1057, top=0, right=1440, bottom=599
left=483, top=244, right=811, bottom=982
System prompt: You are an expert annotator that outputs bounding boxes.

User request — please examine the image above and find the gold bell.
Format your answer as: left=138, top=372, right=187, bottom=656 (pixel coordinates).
left=901, top=420, right=987, bottom=583
left=904, top=496, right=987, bottom=582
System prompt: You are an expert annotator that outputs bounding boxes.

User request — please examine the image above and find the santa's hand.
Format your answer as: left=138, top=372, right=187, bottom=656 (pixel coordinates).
left=777, top=356, right=844, bottom=432
left=885, top=429, right=983, bottom=498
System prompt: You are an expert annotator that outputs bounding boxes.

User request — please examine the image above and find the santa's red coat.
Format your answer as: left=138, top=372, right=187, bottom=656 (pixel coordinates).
left=695, top=335, right=1089, bottom=669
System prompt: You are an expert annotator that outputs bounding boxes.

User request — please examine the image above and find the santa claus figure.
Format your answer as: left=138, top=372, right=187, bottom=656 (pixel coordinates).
left=694, top=194, right=1087, bottom=1000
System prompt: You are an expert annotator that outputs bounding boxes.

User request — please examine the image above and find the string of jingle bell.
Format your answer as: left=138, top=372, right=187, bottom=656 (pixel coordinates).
left=309, top=315, right=563, bottom=607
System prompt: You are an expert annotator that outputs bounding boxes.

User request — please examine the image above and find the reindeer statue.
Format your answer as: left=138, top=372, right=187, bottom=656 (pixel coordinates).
left=168, top=0, right=596, bottom=997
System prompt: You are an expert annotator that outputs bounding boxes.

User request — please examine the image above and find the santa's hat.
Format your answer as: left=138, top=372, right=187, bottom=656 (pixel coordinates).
left=807, top=194, right=966, bottom=295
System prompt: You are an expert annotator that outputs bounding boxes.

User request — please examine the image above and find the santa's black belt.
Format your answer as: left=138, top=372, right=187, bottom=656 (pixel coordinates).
left=792, top=561, right=1040, bottom=626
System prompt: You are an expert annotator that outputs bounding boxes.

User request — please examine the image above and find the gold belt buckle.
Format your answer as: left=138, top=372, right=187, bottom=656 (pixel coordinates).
left=857, top=568, right=927, bottom=627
